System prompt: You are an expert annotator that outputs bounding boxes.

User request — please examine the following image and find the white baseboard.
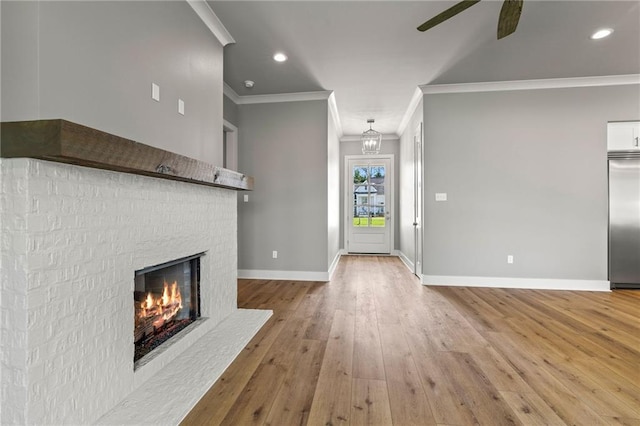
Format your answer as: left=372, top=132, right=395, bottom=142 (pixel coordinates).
left=421, top=275, right=611, bottom=292
left=395, top=250, right=414, bottom=273
left=341, top=249, right=399, bottom=258
left=328, top=252, right=342, bottom=280
left=238, top=269, right=330, bottom=282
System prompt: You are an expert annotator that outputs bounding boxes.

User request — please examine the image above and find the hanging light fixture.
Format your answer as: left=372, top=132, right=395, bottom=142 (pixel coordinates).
left=361, top=119, right=382, bottom=155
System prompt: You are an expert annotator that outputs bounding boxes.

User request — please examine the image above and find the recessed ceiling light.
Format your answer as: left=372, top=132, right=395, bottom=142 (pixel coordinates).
left=273, top=52, right=288, bottom=62
left=590, top=28, right=613, bottom=40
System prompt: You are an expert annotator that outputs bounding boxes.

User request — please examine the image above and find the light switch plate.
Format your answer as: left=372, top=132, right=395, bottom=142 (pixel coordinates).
left=435, top=193, right=447, bottom=201
left=151, top=83, right=160, bottom=102
left=243, top=194, right=249, bottom=202
left=178, top=98, right=185, bottom=115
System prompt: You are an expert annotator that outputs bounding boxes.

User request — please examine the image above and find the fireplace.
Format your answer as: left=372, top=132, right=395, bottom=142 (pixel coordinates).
left=134, top=254, right=203, bottom=364
left=1, top=121, right=269, bottom=425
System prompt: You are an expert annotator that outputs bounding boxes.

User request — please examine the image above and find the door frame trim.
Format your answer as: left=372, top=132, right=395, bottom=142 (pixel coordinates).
left=414, top=122, right=423, bottom=277
left=344, top=154, right=395, bottom=253
left=223, top=119, right=238, bottom=171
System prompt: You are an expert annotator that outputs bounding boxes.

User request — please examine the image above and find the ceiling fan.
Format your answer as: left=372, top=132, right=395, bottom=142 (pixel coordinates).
left=417, top=0, right=524, bottom=40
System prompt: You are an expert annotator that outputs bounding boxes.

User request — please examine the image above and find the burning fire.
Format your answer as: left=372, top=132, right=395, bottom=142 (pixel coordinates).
left=138, top=281, right=183, bottom=328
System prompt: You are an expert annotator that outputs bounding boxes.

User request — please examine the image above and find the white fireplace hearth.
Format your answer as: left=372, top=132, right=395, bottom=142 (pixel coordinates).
left=0, top=158, right=271, bottom=424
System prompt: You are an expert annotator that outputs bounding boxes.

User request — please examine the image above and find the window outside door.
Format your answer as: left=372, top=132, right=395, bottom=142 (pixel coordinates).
left=346, top=156, right=392, bottom=254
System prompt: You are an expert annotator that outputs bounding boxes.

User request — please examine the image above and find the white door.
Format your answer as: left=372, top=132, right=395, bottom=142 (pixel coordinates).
left=414, top=123, right=423, bottom=277
left=346, top=156, right=392, bottom=254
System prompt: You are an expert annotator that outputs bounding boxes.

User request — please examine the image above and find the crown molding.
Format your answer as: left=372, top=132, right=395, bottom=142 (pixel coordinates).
left=224, top=85, right=341, bottom=135
left=397, top=87, right=424, bottom=137
left=223, top=87, right=333, bottom=105
left=420, top=74, right=640, bottom=94
left=328, top=92, right=344, bottom=139
left=340, top=134, right=399, bottom=143
left=223, top=83, right=241, bottom=104
left=186, top=0, right=235, bottom=47
left=236, top=90, right=333, bottom=105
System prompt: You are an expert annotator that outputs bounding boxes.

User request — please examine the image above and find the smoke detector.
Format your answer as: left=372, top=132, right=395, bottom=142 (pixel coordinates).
left=244, top=80, right=255, bottom=89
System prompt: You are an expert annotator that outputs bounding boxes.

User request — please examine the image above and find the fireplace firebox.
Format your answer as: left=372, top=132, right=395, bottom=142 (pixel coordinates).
left=134, top=253, right=203, bottom=364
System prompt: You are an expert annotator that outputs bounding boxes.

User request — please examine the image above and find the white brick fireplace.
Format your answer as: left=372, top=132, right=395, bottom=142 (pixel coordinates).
left=0, top=158, right=270, bottom=424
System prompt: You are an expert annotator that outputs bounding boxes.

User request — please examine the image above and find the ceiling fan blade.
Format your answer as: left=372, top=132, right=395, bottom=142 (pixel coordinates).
left=417, top=0, right=481, bottom=32
left=497, top=0, right=523, bottom=39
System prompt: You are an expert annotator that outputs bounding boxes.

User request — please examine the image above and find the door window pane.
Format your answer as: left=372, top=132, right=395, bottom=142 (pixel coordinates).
left=370, top=166, right=385, bottom=183
left=351, top=164, right=386, bottom=228
left=353, top=205, right=370, bottom=227
left=353, top=166, right=368, bottom=184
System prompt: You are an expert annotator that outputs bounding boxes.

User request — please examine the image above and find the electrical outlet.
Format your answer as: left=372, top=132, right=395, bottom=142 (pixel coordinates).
left=243, top=194, right=249, bottom=202
left=272, top=250, right=278, bottom=259
left=507, top=255, right=514, bottom=264
left=178, top=98, right=185, bottom=115
left=151, top=83, right=160, bottom=102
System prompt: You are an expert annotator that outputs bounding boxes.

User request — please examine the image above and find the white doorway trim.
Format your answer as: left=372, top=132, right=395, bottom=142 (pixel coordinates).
left=413, top=122, right=423, bottom=277
left=344, top=154, right=394, bottom=254
left=223, top=120, right=238, bottom=171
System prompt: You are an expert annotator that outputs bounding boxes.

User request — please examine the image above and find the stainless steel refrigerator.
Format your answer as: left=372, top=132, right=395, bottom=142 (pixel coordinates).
left=608, top=151, right=640, bottom=289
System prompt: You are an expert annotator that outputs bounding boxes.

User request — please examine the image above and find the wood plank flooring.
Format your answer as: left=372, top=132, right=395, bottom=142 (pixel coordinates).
left=182, top=256, right=640, bottom=426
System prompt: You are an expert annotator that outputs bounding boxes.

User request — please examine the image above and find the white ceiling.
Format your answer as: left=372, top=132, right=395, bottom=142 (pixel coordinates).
left=209, top=1, right=640, bottom=136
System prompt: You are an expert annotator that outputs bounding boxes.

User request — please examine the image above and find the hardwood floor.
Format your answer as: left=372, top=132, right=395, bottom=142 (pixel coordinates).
left=182, top=256, right=640, bottom=426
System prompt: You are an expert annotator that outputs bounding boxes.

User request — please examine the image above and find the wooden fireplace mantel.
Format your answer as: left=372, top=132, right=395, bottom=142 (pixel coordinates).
left=0, top=119, right=253, bottom=191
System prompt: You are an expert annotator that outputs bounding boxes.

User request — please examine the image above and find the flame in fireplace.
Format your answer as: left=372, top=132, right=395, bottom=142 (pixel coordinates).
left=142, top=292, right=154, bottom=310
left=138, top=281, right=183, bottom=329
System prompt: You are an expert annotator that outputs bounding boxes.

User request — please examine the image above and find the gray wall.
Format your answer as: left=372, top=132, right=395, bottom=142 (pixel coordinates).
left=398, top=100, right=423, bottom=265
left=422, top=85, right=640, bottom=281
left=223, top=94, right=239, bottom=127
left=1, top=1, right=39, bottom=122
left=1, top=1, right=224, bottom=166
left=339, top=138, right=400, bottom=251
left=237, top=100, right=330, bottom=273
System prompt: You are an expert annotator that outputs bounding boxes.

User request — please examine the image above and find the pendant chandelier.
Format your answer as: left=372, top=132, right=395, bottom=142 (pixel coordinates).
left=361, top=119, right=382, bottom=155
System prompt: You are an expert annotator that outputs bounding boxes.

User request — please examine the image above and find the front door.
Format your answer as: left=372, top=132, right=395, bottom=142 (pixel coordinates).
left=346, top=157, right=392, bottom=254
